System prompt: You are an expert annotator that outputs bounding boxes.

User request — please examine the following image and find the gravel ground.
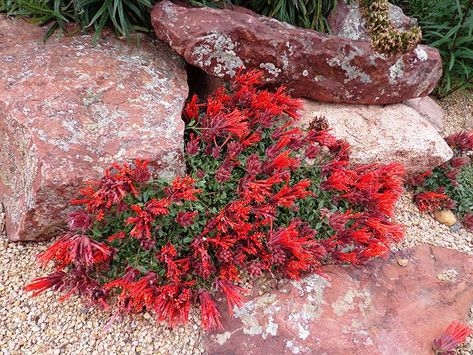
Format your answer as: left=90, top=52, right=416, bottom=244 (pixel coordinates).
left=394, top=193, right=473, bottom=255
left=1, top=94, right=472, bottom=354
left=0, top=239, right=205, bottom=355
left=435, top=91, right=473, bottom=135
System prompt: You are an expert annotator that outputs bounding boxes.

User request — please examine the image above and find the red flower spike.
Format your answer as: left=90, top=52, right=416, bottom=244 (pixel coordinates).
left=414, top=192, right=450, bottom=212
left=146, top=198, right=170, bottom=217
left=184, top=94, right=200, bottom=122
left=432, top=321, right=472, bottom=354
left=217, top=279, right=246, bottom=315
left=126, top=204, right=154, bottom=239
left=175, top=211, right=198, bottom=227
left=68, top=210, right=92, bottom=232
left=166, top=175, right=202, bottom=202
left=199, top=290, right=224, bottom=331
left=463, top=214, right=473, bottom=231
left=132, top=159, right=152, bottom=183
left=445, top=130, right=473, bottom=152
left=24, top=271, right=67, bottom=297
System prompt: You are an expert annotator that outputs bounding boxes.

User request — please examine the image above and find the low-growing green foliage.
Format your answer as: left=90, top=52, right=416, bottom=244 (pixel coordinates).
left=191, top=0, right=337, bottom=32
left=392, top=0, right=473, bottom=97
left=410, top=130, right=473, bottom=230
left=0, top=0, right=153, bottom=43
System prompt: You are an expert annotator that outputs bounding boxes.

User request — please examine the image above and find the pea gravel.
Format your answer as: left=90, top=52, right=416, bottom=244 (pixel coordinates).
left=1, top=94, right=472, bottom=354
left=0, top=239, right=205, bottom=355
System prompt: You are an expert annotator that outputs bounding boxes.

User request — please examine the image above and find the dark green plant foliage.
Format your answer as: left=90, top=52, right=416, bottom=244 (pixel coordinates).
left=0, top=0, right=153, bottom=43
left=392, top=0, right=473, bottom=97
left=191, top=0, right=338, bottom=32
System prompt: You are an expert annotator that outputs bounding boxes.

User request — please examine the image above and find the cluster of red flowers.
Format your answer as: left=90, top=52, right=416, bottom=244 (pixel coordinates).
left=410, top=130, right=472, bottom=230
left=432, top=321, right=472, bottom=354
left=25, top=71, right=406, bottom=331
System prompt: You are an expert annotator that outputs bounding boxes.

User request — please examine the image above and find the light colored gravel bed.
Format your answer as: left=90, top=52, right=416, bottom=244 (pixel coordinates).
left=394, top=192, right=473, bottom=255
left=0, top=239, right=205, bottom=355
left=435, top=91, right=473, bottom=135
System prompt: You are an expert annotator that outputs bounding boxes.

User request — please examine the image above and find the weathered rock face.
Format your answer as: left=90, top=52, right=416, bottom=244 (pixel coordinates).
left=205, top=245, right=473, bottom=354
left=404, top=97, right=445, bottom=132
left=152, top=1, right=442, bottom=105
left=300, top=99, right=453, bottom=174
left=0, top=16, right=188, bottom=241
left=328, top=0, right=417, bottom=41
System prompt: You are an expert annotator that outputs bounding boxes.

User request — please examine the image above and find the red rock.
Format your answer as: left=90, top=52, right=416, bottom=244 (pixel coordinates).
left=328, top=0, right=417, bottom=41
left=0, top=16, right=188, bottom=241
left=404, top=97, right=445, bottom=132
left=152, top=1, right=442, bottom=105
left=205, top=245, right=473, bottom=354
left=300, top=99, right=452, bottom=174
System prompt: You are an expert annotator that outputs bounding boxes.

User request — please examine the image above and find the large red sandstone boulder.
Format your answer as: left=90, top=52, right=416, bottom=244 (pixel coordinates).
left=0, top=16, right=188, bottom=241
left=205, top=245, right=473, bottom=354
left=300, top=99, right=452, bottom=174
left=328, top=0, right=417, bottom=41
left=152, top=1, right=442, bottom=105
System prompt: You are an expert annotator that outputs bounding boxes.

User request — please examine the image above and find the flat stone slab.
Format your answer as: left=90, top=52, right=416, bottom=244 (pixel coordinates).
left=300, top=99, right=452, bottom=174
left=0, top=16, right=188, bottom=241
left=152, top=1, right=442, bottom=105
left=205, top=245, right=473, bottom=354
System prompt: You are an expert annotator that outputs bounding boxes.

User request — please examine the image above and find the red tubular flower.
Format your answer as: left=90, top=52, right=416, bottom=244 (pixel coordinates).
left=268, top=222, right=315, bottom=262
left=165, top=175, right=202, bottom=202
left=409, top=170, right=432, bottom=187
left=175, top=211, right=198, bottom=227
left=199, top=290, right=223, bottom=331
left=217, top=279, right=246, bottom=315
left=126, top=204, right=154, bottom=239
left=445, top=130, right=473, bottom=152
left=154, top=284, right=194, bottom=327
left=450, top=156, right=470, bottom=168
left=68, top=210, right=92, bottom=232
left=414, top=192, right=450, bottom=212
left=107, top=231, right=126, bottom=242
left=432, top=321, right=472, bottom=354
left=24, top=271, right=66, bottom=296
left=463, top=213, right=473, bottom=231
left=263, top=150, right=300, bottom=173
left=69, top=235, right=114, bottom=267
left=146, top=198, right=170, bottom=217
left=360, top=243, right=389, bottom=260
left=270, top=179, right=312, bottom=207
left=322, top=169, right=357, bottom=192
left=37, top=234, right=74, bottom=268
left=241, top=174, right=283, bottom=203
left=184, top=94, right=200, bottom=122
left=208, top=110, right=249, bottom=139
left=132, top=159, right=152, bottom=183
left=186, top=133, right=201, bottom=155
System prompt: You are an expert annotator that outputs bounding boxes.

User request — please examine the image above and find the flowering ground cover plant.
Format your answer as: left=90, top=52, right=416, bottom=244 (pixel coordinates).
left=25, top=71, right=406, bottom=330
left=410, top=130, right=473, bottom=231
left=432, top=320, right=472, bottom=354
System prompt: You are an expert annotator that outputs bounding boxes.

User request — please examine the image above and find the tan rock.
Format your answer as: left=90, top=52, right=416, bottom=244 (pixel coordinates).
left=433, top=209, right=457, bottom=227
left=299, top=99, right=453, bottom=174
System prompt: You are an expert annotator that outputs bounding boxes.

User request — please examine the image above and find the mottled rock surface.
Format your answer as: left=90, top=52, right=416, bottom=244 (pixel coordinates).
left=404, top=97, right=445, bottom=132
left=328, top=0, right=417, bottom=40
left=0, top=16, right=188, bottom=241
left=152, top=1, right=442, bottom=105
left=300, top=99, right=453, bottom=174
left=206, top=245, right=473, bottom=354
